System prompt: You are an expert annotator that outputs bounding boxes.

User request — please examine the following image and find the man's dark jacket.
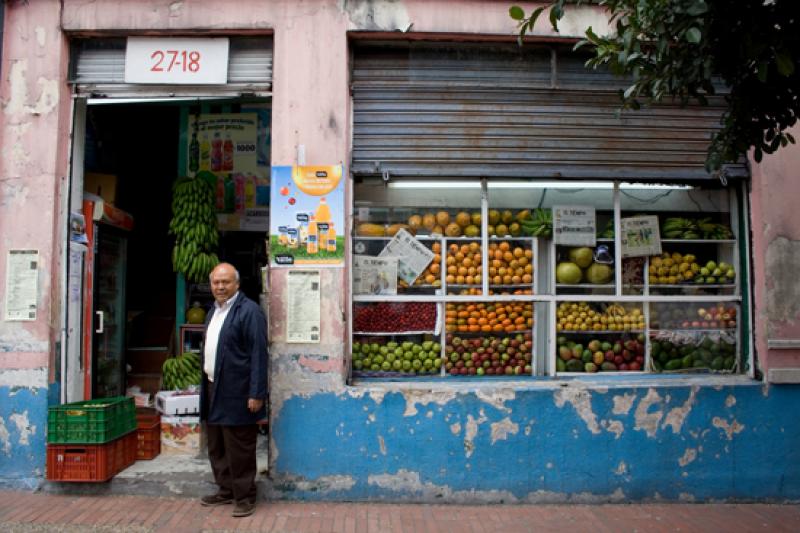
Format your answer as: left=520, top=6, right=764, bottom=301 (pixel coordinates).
left=200, top=294, right=268, bottom=425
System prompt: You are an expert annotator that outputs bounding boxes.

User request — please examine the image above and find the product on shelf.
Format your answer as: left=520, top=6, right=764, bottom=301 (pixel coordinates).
left=556, top=246, right=614, bottom=285
left=650, top=332, right=736, bottom=372
left=445, top=241, right=483, bottom=286
left=650, top=303, right=737, bottom=330
left=353, top=302, right=437, bottom=333
left=648, top=252, right=735, bottom=285
left=404, top=241, right=442, bottom=288
left=351, top=338, right=442, bottom=375
left=556, top=302, right=645, bottom=332
left=556, top=333, right=646, bottom=372
left=446, top=301, right=534, bottom=333
left=661, top=217, right=733, bottom=240
left=445, top=332, right=533, bottom=376
left=519, top=208, right=552, bottom=237
left=487, top=241, right=533, bottom=285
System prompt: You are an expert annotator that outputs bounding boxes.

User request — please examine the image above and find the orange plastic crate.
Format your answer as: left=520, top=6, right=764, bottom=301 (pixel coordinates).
left=46, top=431, right=137, bottom=482
left=136, top=420, right=161, bottom=460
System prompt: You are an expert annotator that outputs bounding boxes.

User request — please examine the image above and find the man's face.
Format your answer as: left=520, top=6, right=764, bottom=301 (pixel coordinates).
left=210, top=266, right=239, bottom=304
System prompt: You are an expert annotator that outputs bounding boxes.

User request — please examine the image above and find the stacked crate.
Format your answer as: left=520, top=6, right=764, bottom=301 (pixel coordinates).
left=135, top=407, right=161, bottom=460
left=46, top=397, right=138, bottom=482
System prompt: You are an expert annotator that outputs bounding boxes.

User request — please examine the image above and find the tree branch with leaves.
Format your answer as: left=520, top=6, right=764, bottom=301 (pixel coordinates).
left=510, top=0, right=798, bottom=172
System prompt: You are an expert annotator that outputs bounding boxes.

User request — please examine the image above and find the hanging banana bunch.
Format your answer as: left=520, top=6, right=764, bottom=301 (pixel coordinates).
left=168, top=175, right=220, bottom=282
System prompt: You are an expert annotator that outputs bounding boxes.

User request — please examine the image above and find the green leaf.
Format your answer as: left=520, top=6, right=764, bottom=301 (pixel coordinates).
left=687, top=1, right=709, bottom=16
left=585, top=26, right=600, bottom=45
left=509, top=6, right=525, bottom=21
left=549, top=4, right=563, bottom=31
left=686, top=27, right=702, bottom=44
left=775, top=51, right=795, bottom=77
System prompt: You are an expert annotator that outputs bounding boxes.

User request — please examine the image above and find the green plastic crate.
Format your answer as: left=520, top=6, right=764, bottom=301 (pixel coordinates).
left=48, top=397, right=137, bottom=444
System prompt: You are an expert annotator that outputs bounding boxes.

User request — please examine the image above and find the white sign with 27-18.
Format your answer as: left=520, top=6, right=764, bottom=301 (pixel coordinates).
left=124, top=37, right=229, bottom=84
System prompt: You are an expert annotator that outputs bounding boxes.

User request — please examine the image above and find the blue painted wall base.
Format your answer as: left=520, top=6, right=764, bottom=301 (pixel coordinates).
left=0, top=385, right=48, bottom=490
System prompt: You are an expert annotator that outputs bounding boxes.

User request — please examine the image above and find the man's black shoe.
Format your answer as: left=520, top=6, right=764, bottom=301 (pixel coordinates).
left=200, top=493, right=233, bottom=506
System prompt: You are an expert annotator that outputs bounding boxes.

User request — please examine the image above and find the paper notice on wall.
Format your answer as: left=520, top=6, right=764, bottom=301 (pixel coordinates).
left=377, top=229, right=435, bottom=285
left=553, top=206, right=596, bottom=246
left=621, top=215, right=662, bottom=258
left=5, top=250, right=39, bottom=321
left=353, top=256, right=398, bottom=295
left=287, top=270, right=321, bottom=343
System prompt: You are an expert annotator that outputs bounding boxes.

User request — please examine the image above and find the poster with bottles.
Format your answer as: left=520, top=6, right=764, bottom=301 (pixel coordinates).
left=269, top=165, right=345, bottom=267
left=187, top=113, right=270, bottom=231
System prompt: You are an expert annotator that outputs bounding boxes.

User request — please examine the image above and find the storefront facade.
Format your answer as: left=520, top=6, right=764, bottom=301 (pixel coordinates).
left=1, top=0, right=799, bottom=501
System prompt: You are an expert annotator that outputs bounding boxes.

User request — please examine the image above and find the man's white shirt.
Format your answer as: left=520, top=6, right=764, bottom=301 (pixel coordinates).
left=203, top=292, right=239, bottom=382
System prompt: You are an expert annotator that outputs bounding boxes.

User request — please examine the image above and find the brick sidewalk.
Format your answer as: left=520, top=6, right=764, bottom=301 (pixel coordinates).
left=1, top=491, right=799, bottom=532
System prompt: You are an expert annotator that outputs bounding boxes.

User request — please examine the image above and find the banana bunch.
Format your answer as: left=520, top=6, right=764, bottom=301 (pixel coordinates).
left=661, top=217, right=700, bottom=239
left=162, top=352, right=202, bottom=391
left=697, top=218, right=733, bottom=239
left=169, top=176, right=220, bottom=282
left=605, top=303, right=627, bottom=317
left=520, top=208, right=552, bottom=238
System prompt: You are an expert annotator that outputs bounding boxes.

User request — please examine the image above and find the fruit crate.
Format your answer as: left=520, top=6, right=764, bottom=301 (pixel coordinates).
left=136, top=420, right=161, bottom=460
left=48, top=396, right=136, bottom=444
left=46, top=431, right=138, bottom=482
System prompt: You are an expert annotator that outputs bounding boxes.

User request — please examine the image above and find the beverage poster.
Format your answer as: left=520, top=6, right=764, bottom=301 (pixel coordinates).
left=187, top=113, right=270, bottom=232
left=269, top=165, right=345, bottom=267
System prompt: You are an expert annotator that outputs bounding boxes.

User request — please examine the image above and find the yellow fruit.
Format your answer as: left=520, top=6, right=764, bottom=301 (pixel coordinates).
left=436, top=211, right=451, bottom=227
left=501, top=210, right=514, bottom=224
left=408, top=214, right=423, bottom=230
left=386, top=224, right=413, bottom=236
left=431, top=225, right=444, bottom=235
left=471, top=212, right=481, bottom=226
left=356, top=223, right=385, bottom=236
left=445, top=223, right=462, bottom=237
left=455, top=211, right=471, bottom=228
left=495, top=224, right=509, bottom=237
left=488, top=209, right=500, bottom=226
left=422, top=213, right=437, bottom=230
left=464, top=224, right=480, bottom=237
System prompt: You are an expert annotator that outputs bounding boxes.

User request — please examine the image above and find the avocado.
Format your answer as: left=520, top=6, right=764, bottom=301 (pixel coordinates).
left=556, top=358, right=566, bottom=372
left=565, top=359, right=584, bottom=372
left=681, top=354, right=694, bottom=368
left=601, top=361, right=618, bottom=371
left=665, top=359, right=683, bottom=371
left=711, top=356, right=724, bottom=370
left=723, top=356, right=735, bottom=370
left=693, top=359, right=707, bottom=368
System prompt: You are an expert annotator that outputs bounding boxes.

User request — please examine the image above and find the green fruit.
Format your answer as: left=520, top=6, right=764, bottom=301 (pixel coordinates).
left=568, top=247, right=594, bottom=269
left=665, top=359, right=683, bottom=370
left=565, top=359, right=584, bottom=372
left=556, top=262, right=583, bottom=284
left=556, top=358, right=566, bottom=372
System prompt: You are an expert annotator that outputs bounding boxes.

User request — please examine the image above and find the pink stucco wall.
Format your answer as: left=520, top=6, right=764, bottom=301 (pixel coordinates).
left=749, top=128, right=800, bottom=373
left=0, top=2, right=72, bottom=375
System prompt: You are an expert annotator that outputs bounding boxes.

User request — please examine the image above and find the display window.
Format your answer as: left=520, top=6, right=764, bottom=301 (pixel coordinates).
left=349, top=179, right=747, bottom=380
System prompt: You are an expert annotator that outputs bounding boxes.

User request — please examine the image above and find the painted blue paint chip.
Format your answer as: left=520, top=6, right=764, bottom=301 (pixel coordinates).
left=0, top=386, right=48, bottom=487
left=271, top=384, right=800, bottom=502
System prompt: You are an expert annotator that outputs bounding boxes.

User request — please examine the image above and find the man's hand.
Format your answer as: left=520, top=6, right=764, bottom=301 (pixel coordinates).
left=247, top=398, right=264, bottom=413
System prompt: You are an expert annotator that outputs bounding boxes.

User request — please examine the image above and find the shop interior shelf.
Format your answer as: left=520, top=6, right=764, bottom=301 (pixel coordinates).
left=353, top=331, right=436, bottom=336
left=558, top=330, right=645, bottom=335
left=650, top=328, right=737, bottom=334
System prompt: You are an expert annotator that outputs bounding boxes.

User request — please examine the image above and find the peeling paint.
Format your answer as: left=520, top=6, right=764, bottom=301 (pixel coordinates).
left=726, top=395, right=736, bottom=407
left=284, top=474, right=357, bottom=493
left=9, top=412, right=33, bottom=446
left=475, top=389, right=515, bottom=413
left=5, top=60, right=60, bottom=118
left=450, top=422, right=461, bottom=436
left=554, top=387, right=600, bottom=434
left=679, top=448, right=698, bottom=467
left=602, top=419, right=624, bottom=439
left=0, top=369, right=48, bottom=389
left=712, top=417, right=745, bottom=440
left=662, top=387, right=697, bottom=434
left=0, top=417, right=10, bottom=455
left=634, top=388, right=664, bottom=438
left=489, top=417, right=518, bottom=444
left=367, top=469, right=518, bottom=502
left=297, top=354, right=339, bottom=373
left=612, top=392, right=636, bottom=415
left=34, top=27, right=46, bottom=47
left=401, top=389, right=457, bottom=417
left=378, top=435, right=386, bottom=455
left=341, top=0, right=411, bottom=32
left=614, top=461, right=627, bottom=475
left=523, top=487, right=626, bottom=504
left=463, top=412, right=487, bottom=458
left=679, top=492, right=696, bottom=502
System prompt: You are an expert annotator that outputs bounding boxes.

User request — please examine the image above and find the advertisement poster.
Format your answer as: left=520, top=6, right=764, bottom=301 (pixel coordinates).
left=188, top=113, right=270, bottom=232
left=553, top=205, right=596, bottom=246
left=287, top=270, right=321, bottom=343
left=621, top=215, right=662, bottom=258
left=5, top=250, right=39, bottom=321
left=269, top=165, right=345, bottom=267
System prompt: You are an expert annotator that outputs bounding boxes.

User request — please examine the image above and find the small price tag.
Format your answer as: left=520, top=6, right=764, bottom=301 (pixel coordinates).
left=125, top=37, right=229, bottom=84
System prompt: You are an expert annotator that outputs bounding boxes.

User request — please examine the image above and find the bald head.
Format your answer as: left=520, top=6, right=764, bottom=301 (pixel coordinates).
left=210, top=263, right=240, bottom=304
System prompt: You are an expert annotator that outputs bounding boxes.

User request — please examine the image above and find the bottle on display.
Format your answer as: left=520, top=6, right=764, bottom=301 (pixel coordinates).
left=223, top=133, right=234, bottom=171
left=189, top=129, right=199, bottom=173
left=326, top=222, right=337, bottom=252
left=315, top=197, right=331, bottom=224
left=200, top=133, right=211, bottom=170
left=211, top=132, right=223, bottom=171
left=307, top=217, right=318, bottom=254
left=244, top=175, right=256, bottom=208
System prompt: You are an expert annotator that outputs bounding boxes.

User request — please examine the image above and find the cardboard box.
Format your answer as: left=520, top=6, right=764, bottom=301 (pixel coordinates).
left=84, top=173, right=118, bottom=205
left=160, top=415, right=200, bottom=455
left=155, top=391, right=200, bottom=415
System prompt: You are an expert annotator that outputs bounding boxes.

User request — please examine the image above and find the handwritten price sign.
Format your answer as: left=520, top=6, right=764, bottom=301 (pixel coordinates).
left=125, top=37, right=229, bottom=84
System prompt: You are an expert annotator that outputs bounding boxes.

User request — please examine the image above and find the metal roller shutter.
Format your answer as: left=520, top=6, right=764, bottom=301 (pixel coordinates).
left=70, top=37, right=272, bottom=97
left=351, top=42, right=746, bottom=181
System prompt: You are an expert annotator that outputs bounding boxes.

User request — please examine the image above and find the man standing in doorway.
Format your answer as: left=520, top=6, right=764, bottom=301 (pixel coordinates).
left=200, top=262, right=268, bottom=518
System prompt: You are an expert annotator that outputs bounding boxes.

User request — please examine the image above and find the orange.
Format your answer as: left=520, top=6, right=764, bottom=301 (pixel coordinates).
left=430, top=263, right=441, bottom=275
left=513, top=247, right=524, bottom=258
left=463, top=257, right=473, bottom=268
left=449, top=244, right=459, bottom=254
left=503, top=251, right=514, bottom=263
left=469, top=242, right=480, bottom=252
left=522, top=273, right=532, bottom=284
left=446, top=274, right=456, bottom=284
left=432, top=242, right=441, bottom=254
left=525, top=249, right=533, bottom=259
left=456, top=275, right=466, bottom=284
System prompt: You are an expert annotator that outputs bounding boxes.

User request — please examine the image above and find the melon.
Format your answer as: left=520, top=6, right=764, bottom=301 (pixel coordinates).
left=556, top=262, right=583, bottom=284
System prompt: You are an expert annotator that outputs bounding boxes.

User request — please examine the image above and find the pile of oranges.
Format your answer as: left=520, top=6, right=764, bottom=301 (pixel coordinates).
left=487, top=242, right=533, bottom=286
left=445, top=301, right=534, bottom=333
left=445, top=241, right=483, bottom=286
